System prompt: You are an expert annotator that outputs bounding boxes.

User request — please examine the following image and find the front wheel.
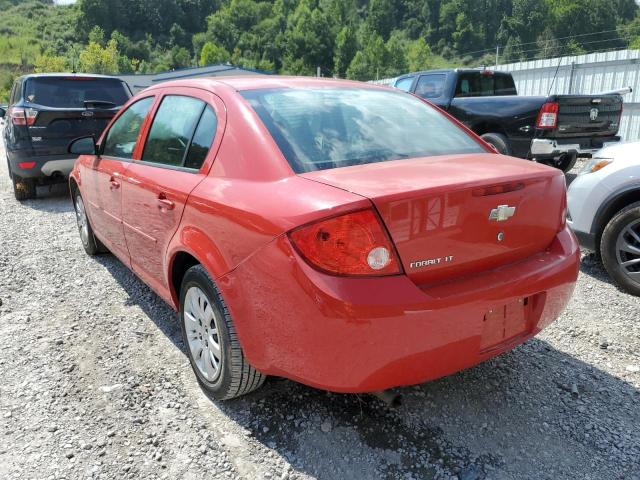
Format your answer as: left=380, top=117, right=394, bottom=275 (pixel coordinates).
left=600, top=201, right=640, bottom=296
left=179, top=265, right=265, bottom=400
left=73, top=191, right=106, bottom=255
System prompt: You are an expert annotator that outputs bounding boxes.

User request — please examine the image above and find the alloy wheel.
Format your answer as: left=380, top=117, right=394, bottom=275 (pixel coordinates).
left=184, top=286, right=222, bottom=382
left=615, top=218, right=640, bottom=284
left=75, top=195, right=89, bottom=247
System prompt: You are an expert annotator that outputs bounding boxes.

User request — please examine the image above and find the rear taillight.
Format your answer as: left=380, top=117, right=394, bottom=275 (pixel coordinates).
left=289, top=209, right=402, bottom=276
left=536, top=102, right=558, bottom=129
left=559, top=183, right=568, bottom=232
left=10, top=107, right=38, bottom=126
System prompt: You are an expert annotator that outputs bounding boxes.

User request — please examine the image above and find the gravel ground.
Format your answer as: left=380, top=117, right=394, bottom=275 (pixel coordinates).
left=1, top=138, right=639, bottom=480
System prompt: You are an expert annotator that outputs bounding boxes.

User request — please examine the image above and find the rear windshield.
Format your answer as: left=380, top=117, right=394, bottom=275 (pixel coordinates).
left=242, top=87, right=485, bottom=173
left=23, top=77, right=130, bottom=108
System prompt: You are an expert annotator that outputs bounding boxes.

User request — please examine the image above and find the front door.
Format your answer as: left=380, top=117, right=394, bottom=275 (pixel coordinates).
left=121, top=92, right=220, bottom=298
left=88, top=96, right=155, bottom=262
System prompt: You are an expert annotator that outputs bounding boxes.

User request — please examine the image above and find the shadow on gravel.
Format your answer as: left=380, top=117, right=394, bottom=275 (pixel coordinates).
left=577, top=252, right=633, bottom=296
left=19, top=184, right=72, bottom=214
left=95, top=252, right=640, bottom=480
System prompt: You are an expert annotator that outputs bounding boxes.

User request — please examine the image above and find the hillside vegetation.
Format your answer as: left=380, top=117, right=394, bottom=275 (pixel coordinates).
left=1, top=0, right=640, bottom=102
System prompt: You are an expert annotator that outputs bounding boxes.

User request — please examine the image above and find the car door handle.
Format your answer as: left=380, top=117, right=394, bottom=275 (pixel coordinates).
left=157, top=197, right=175, bottom=211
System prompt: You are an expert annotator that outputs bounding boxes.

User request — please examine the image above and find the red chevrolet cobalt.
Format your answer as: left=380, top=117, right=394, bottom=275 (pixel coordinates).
left=68, top=77, right=579, bottom=400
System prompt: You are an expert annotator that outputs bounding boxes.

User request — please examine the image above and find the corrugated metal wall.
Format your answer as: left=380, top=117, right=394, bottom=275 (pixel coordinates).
left=495, top=49, right=640, bottom=142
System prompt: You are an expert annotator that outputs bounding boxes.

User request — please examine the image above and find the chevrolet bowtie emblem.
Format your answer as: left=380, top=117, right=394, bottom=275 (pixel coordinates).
left=489, top=205, right=516, bottom=222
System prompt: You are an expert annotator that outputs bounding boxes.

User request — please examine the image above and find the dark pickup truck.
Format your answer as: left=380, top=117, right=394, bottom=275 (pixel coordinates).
left=393, top=69, right=623, bottom=172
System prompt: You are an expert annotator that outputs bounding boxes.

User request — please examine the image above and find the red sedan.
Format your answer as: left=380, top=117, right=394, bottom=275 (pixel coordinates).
left=68, top=77, right=579, bottom=400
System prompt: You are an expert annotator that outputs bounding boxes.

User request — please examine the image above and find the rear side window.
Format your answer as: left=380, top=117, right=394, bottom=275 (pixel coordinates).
left=494, top=75, right=517, bottom=95
left=455, top=73, right=516, bottom=97
left=394, top=77, right=414, bottom=92
left=184, top=106, right=217, bottom=170
left=103, top=97, right=154, bottom=159
left=142, top=95, right=206, bottom=168
left=242, top=87, right=485, bottom=173
left=415, top=74, right=446, bottom=99
left=11, top=80, right=22, bottom=105
left=23, top=77, right=130, bottom=108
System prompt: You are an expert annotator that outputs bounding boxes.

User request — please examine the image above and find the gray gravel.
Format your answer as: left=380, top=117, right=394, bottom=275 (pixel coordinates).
left=1, top=140, right=639, bottom=480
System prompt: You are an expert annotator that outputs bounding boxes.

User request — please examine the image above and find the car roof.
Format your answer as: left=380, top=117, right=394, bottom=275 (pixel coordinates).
left=144, top=75, right=393, bottom=93
left=18, top=73, right=124, bottom=81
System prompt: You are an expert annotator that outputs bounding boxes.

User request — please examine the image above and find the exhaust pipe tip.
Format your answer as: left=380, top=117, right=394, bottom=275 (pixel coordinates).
left=371, top=390, right=402, bottom=407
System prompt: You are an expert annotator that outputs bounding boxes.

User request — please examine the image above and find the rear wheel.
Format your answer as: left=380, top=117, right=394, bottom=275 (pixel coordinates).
left=480, top=133, right=511, bottom=155
left=179, top=265, right=265, bottom=400
left=553, top=153, right=578, bottom=173
left=12, top=175, right=36, bottom=201
left=73, top=191, right=106, bottom=255
left=600, top=201, right=640, bottom=296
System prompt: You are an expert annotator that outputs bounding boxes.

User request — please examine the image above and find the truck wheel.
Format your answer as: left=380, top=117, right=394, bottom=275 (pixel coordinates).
left=554, top=153, right=578, bottom=173
left=12, top=175, right=36, bottom=201
left=600, top=201, right=640, bottom=296
left=480, top=133, right=511, bottom=155
left=180, top=265, right=266, bottom=400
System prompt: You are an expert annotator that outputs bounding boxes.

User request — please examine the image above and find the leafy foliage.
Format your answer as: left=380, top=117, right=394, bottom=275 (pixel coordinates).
left=1, top=0, right=640, bottom=103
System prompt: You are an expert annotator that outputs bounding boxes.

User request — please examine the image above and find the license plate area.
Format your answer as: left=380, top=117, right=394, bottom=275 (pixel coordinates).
left=480, top=297, right=530, bottom=351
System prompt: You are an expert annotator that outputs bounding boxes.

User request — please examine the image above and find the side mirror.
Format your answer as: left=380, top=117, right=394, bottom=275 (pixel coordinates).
left=69, top=135, right=98, bottom=155
left=0, top=106, right=6, bottom=119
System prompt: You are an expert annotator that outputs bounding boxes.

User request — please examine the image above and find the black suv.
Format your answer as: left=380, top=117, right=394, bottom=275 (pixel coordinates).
left=0, top=74, right=131, bottom=200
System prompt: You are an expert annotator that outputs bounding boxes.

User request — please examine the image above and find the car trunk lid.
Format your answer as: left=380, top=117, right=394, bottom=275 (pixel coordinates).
left=300, top=154, right=566, bottom=286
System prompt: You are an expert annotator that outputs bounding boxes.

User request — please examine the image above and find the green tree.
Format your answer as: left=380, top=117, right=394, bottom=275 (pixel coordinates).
left=78, top=38, right=120, bottom=74
left=88, top=25, right=105, bottom=46
left=34, top=50, right=68, bottom=73
left=346, top=32, right=388, bottom=80
left=406, top=38, right=434, bottom=71
left=333, top=25, right=357, bottom=78
left=200, top=41, right=230, bottom=66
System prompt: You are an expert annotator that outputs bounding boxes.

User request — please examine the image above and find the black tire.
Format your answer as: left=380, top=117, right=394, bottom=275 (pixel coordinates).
left=73, top=190, right=105, bottom=256
left=179, top=264, right=266, bottom=400
left=12, top=175, right=36, bottom=201
left=480, top=132, right=511, bottom=155
left=600, top=201, right=640, bottom=296
left=554, top=153, right=578, bottom=173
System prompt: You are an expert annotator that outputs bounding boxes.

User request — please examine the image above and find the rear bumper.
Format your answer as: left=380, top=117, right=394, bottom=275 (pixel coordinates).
left=530, top=136, right=620, bottom=159
left=7, top=150, right=76, bottom=179
left=567, top=219, right=596, bottom=251
left=219, top=227, right=580, bottom=393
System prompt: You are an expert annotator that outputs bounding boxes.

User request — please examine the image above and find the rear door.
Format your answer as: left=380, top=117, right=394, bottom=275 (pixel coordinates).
left=121, top=88, right=225, bottom=298
left=83, top=96, right=156, bottom=262
left=22, top=76, right=131, bottom=156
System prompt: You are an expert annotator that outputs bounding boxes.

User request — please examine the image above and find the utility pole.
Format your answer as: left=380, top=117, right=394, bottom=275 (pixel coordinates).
left=496, top=45, right=500, bottom=67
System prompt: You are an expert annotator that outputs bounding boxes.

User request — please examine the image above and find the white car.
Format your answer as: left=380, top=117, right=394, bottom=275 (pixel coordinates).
left=567, top=141, right=640, bottom=295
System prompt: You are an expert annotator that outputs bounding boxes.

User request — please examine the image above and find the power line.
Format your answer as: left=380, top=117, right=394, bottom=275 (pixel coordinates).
left=498, top=42, right=637, bottom=65
left=457, top=24, right=640, bottom=58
